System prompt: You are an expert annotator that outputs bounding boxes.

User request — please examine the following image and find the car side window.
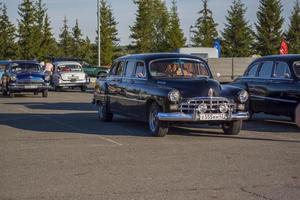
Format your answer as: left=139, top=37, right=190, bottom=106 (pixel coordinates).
left=116, top=61, right=125, bottom=77
left=274, top=62, right=291, bottom=79
left=258, top=61, right=273, bottom=78
left=125, top=61, right=136, bottom=77
left=109, top=62, right=118, bottom=76
left=246, top=63, right=259, bottom=77
left=135, top=61, right=146, bottom=78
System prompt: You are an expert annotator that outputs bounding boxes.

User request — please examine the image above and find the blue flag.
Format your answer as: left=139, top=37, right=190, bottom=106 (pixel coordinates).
left=213, top=39, right=221, bottom=58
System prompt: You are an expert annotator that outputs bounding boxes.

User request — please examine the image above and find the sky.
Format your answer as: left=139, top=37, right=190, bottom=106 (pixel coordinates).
left=1, top=0, right=295, bottom=46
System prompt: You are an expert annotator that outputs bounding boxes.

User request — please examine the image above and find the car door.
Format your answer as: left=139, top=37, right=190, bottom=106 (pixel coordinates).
left=248, top=61, right=273, bottom=113
left=267, top=61, right=297, bottom=116
left=107, top=61, right=126, bottom=114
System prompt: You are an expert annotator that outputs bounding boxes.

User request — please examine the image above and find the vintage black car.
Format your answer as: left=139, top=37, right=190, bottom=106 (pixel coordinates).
left=230, top=54, right=300, bottom=121
left=93, top=53, right=249, bottom=137
left=1, top=60, right=50, bottom=97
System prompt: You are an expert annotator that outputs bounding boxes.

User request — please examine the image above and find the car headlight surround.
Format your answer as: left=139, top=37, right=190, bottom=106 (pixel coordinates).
left=219, top=103, right=229, bottom=113
left=197, top=103, right=208, bottom=113
left=168, top=89, right=180, bottom=102
left=10, top=76, right=16, bottom=82
left=238, top=90, right=249, bottom=103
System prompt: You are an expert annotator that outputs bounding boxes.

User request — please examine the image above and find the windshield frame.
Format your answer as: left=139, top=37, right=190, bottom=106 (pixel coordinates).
left=10, top=63, right=42, bottom=73
left=148, top=58, right=212, bottom=79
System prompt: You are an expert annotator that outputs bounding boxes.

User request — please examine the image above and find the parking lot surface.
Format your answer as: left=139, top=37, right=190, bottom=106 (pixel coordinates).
left=0, top=90, right=299, bottom=200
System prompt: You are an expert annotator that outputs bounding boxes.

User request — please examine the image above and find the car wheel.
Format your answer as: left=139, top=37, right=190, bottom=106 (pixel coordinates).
left=1, top=87, right=7, bottom=96
left=222, top=120, right=242, bottom=135
left=81, top=86, right=87, bottom=92
left=97, top=72, right=106, bottom=78
left=42, top=90, right=48, bottom=98
left=148, top=103, right=169, bottom=137
left=97, top=102, right=113, bottom=122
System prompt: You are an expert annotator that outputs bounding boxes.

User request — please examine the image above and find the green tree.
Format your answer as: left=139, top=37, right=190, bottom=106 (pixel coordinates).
left=17, top=0, right=37, bottom=59
left=255, top=0, right=284, bottom=55
left=0, top=3, right=17, bottom=59
left=192, top=0, right=218, bottom=47
left=81, top=37, right=94, bottom=64
left=130, top=0, right=154, bottom=53
left=33, top=0, right=46, bottom=59
left=58, top=16, right=73, bottom=57
left=99, top=0, right=119, bottom=65
left=40, top=14, right=57, bottom=58
left=166, top=0, right=186, bottom=50
left=222, top=0, right=255, bottom=57
left=152, top=0, right=170, bottom=52
left=71, top=19, right=83, bottom=58
left=286, top=0, right=300, bottom=54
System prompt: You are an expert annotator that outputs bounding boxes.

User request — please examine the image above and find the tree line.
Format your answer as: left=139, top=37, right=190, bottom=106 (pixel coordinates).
left=0, top=0, right=299, bottom=66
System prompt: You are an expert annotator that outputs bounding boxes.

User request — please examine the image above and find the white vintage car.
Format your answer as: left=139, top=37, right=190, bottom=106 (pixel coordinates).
left=52, top=61, right=89, bottom=91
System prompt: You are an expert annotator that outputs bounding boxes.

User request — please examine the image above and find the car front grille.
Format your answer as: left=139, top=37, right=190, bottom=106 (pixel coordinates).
left=17, top=79, right=44, bottom=84
left=180, top=97, right=236, bottom=114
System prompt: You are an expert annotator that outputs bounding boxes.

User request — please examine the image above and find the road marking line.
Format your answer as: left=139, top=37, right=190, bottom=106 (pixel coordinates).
left=17, top=108, right=123, bottom=146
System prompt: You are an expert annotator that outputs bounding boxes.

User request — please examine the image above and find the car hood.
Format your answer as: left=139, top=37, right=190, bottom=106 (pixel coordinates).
left=15, top=71, right=44, bottom=80
left=154, top=78, right=221, bottom=99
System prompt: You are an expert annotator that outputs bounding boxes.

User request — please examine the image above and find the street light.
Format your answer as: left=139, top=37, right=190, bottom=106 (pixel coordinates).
left=97, top=0, right=101, bottom=66
left=188, top=25, right=196, bottom=47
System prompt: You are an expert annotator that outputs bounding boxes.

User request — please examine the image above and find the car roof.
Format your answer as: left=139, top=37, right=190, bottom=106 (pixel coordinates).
left=53, top=61, right=82, bottom=66
left=253, top=54, right=300, bottom=63
left=116, top=53, right=207, bottom=63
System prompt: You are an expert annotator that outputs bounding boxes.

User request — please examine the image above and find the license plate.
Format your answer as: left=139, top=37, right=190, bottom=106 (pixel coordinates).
left=198, top=113, right=227, bottom=121
left=24, top=85, right=37, bottom=89
left=70, top=79, right=77, bottom=82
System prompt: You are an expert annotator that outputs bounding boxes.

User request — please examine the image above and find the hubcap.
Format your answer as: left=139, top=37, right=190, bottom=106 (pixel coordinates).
left=149, top=107, right=158, bottom=132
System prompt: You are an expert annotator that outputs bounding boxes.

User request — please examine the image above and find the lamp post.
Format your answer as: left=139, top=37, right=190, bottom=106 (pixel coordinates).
left=97, top=0, right=101, bottom=66
left=188, top=25, right=195, bottom=47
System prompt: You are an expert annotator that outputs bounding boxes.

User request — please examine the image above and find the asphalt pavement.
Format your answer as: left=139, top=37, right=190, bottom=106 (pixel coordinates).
left=0, top=89, right=299, bottom=200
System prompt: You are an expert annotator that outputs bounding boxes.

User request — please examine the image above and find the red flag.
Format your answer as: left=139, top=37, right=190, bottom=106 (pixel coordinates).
left=280, top=39, right=288, bottom=54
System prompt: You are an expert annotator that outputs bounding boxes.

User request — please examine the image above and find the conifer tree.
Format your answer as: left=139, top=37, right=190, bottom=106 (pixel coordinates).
left=41, top=14, right=57, bottom=58
left=17, top=0, right=37, bottom=59
left=58, top=16, right=73, bottom=57
left=192, top=0, right=218, bottom=47
left=255, top=0, right=284, bottom=55
left=222, top=0, right=254, bottom=57
left=99, top=0, right=119, bottom=65
left=167, top=0, right=186, bottom=50
left=81, top=37, right=94, bottom=64
left=71, top=19, right=83, bottom=58
left=130, top=0, right=154, bottom=53
left=0, top=3, right=17, bottom=59
left=286, top=0, right=300, bottom=54
left=33, top=0, right=46, bottom=59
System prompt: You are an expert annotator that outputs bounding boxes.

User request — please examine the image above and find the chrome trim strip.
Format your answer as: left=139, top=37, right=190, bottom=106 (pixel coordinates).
left=157, top=112, right=249, bottom=122
left=251, top=95, right=298, bottom=104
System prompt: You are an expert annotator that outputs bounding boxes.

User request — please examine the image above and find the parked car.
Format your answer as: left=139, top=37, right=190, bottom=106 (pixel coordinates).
left=50, top=57, right=109, bottom=78
left=1, top=60, right=50, bottom=97
left=93, top=53, right=249, bottom=137
left=229, top=54, right=300, bottom=121
left=0, top=61, right=10, bottom=88
left=52, top=61, right=89, bottom=91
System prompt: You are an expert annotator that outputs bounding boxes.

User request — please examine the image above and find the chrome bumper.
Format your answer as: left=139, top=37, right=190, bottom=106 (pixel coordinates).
left=157, top=112, right=249, bottom=122
left=8, top=83, right=49, bottom=91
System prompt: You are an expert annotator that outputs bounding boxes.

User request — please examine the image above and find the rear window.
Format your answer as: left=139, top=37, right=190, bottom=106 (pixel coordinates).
left=11, top=63, right=41, bottom=72
left=58, top=64, right=82, bottom=72
left=293, top=61, right=300, bottom=78
left=274, top=62, right=291, bottom=79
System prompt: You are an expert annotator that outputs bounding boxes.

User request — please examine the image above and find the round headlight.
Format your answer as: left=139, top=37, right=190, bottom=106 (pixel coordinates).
left=219, top=103, right=229, bottom=113
left=197, top=103, right=207, bottom=113
left=238, top=90, right=249, bottom=103
left=168, top=89, right=180, bottom=102
left=10, top=76, right=16, bottom=81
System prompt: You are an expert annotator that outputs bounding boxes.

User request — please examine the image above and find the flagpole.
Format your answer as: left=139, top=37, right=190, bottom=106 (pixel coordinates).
left=97, top=0, right=101, bottom=66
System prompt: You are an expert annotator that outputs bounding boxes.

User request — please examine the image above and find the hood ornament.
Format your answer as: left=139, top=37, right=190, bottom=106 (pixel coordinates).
left=208, top=88, right=214, bottom=97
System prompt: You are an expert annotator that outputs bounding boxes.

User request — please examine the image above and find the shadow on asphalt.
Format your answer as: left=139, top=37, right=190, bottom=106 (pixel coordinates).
left=0, top=110, right=299, bottom=142
left=4, top=102, right=94, bottom=111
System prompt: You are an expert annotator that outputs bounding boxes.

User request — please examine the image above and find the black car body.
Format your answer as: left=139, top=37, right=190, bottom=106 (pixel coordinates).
left=1, top=60, right=50, bottom=97
left=230, top=54, right=300, bottom=121
left=93, top=53, right=249, bottom=137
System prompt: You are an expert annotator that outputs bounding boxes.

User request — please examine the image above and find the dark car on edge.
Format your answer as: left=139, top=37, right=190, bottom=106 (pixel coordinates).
left=1, top=60, right=50, bottom=97
left=230, top=54, right=300, bottom=121
left=93, top=53, right=249, bottom=137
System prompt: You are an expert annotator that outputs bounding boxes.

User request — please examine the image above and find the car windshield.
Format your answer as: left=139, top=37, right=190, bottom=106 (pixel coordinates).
left=58, top=64, right=83, bottom=72
left=11, top=63, right=41, bottom=72
left=293, top=61, right=300, bottom=78
left=149, top=59, right=210, bottom=78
